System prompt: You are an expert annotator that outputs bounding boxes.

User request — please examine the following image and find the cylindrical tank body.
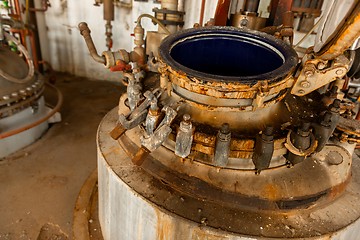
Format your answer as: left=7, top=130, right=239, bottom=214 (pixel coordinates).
left=0, top=47, right=49, bottom=158
left=97, top=27, right=360, bottom=239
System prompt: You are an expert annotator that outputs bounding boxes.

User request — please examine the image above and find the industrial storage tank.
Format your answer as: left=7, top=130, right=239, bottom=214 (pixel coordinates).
left=78, top=0, right=360, bottom=239
left=0, top=31, right=62, bottom=158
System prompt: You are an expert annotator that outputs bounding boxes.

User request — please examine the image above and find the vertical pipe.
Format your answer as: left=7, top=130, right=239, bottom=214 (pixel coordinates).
left=268, top=0, right=293, bottom=26
left=178, top=0, right=185, bottom=12
left=199, top=0, right=206, bottom=26
left=160, top=0, right=179, bottom=34
left=244, top=0, right=260, bottom=13
left=103, top=0, right=114, bottom=50
left=214, top=0, right=231, bottom=26
left=103, top=0, right=114, bottom=21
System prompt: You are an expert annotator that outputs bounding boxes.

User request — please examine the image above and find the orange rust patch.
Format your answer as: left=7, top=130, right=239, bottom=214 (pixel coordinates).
left=191, top=228, right=228, bottom=240
left=263, top=184, right=281, bottom=201
left=155, top=209, right=174, bottom=240
left=328, top=175, right=351, bottom=200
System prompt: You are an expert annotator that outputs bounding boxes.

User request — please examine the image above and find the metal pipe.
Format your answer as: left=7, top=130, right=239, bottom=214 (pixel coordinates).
left=78, top=22, right=106, bottom=64
left=137, top=14, right=171, bottom=35
left=178, top=0, right=185, bottom=12
left=199, top=0, right=206, bottom=26
left=160, top=0, right=179, bottom=34
left=214, top=0, right=231, bottom=26
left=0, top=83, right=63, bottom=139
left=29, top=0, right=50, bottom=12
left=244, top=0, right=260, bottom=13
left=317, top=1, right=360, bottom=61
left=103, top=0, right=114, bottom=21
left=103, top=0, right=114, bottom=50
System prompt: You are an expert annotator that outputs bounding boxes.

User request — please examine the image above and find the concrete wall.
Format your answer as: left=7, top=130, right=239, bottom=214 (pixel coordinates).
left=35, top=0, right=218, bottom=82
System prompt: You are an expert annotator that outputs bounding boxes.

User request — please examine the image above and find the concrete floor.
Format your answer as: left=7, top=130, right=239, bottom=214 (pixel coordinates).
left=0, top=73, right=124, bottom=239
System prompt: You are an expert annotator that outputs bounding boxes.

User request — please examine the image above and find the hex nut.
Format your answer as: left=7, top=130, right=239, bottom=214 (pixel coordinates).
left=300, top=80, right=311, bottom=88
left=336, top=69, right=344, bottom=76
left=298, top=89, right=305, bottom=94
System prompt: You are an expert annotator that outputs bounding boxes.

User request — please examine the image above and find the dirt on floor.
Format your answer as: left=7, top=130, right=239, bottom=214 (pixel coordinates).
left=0, top=73, right=124, bottom=240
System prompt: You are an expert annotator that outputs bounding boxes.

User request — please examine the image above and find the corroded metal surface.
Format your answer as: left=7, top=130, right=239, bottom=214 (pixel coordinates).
left=98, top=108, right=360, bottom=239
left=317, top=1, right=360, bottom=61
left=92, top=24, right=360, bottom=240
left=0, top=47, right=44, bottom=118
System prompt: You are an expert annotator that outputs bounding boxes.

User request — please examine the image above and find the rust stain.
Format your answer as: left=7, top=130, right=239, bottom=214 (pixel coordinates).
left=318, top=4, right=360, bottom=60
left=263, top=184, right=280, bottom=201
left=328, top=176, right=351, bottom=200
left=192, top=131, right=287, bottom=158
left=165, top=63, right=295, bottom=101
left=191, top=228, right=228, bottom=240
left=154, top=208, right=174, bottom=240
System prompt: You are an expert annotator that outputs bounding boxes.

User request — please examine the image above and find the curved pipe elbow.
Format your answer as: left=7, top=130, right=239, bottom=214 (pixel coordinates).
left=78, top=22, right=106, bottom=65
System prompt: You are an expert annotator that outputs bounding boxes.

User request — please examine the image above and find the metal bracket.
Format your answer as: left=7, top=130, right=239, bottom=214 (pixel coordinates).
left=140, top=106, right=177, bottom=152
left=291, top=55, right=350, bottom=96
left=119, top=90, right=155, bottom=129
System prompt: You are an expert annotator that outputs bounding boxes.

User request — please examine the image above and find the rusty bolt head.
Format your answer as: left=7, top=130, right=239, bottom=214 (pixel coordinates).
left=240, top=18, right=248, bottom=27
left=317, top=62, right=326, bottom=70
left=183, top=114, right=191, bottom=122
left=298, top=89, right=305, bottom=95
left=336, top=69, right=344, bottom=76
left=300, top=80, right=311, bottom=88
left=305, top=69, right=314, bottom=77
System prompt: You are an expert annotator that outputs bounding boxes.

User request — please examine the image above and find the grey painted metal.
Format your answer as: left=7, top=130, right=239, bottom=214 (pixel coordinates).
left=0, top=97, right=48, bottom=158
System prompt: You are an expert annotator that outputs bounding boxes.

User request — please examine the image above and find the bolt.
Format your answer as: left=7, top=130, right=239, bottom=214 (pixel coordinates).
left=305, top=70, right=314, bottom=77
left=240, top=18, right=248, bottom=27
left=220, top=123, right=230, bottom=134
left=317, top=62, right=326, bottom=70
left=336, top=69, right=344, bottom=76
left=183, top=114, right=191, bottom=122
left=200, top=217, right=208, bottom=225
left=298, top=89, right=305, bottom=94
left=300, top=80, right=311, bottom=88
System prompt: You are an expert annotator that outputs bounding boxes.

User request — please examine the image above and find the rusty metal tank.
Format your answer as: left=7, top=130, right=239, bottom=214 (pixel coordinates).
left=97, top=27, right=360, bottom=239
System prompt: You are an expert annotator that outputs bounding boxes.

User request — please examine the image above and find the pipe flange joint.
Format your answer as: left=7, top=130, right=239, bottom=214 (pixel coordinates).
left=102, top=51, right=115, bottom=68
